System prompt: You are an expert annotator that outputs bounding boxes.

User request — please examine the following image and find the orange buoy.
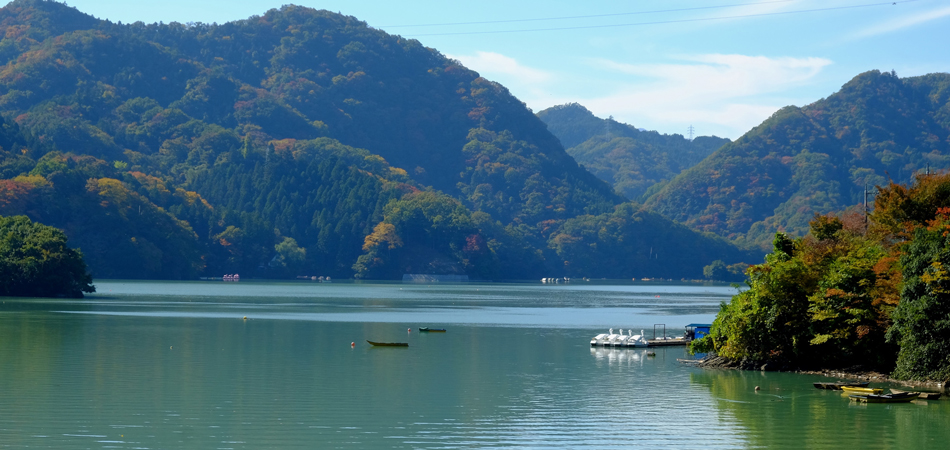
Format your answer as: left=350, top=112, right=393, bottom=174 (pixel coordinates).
left=351, top=342, right=355, bottom=347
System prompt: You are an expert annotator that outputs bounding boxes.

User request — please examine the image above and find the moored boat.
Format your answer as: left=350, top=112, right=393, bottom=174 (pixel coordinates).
left=813, top=381, right=870, bottom=390
left=590, top=333, right=608, bottom=346
left=624, top=330, right=649, bottom=348
left=848, top=392, right=919, bottom=403
left=890, top=389, right=942, bottom=400
left=611, top=329, right=631, bottom=347
left=840, top=386, right=883, bottom=395
left=367, top=340, right=409, bottom=347
left=603, top=328, right=621, bottom=346
left=419, top=327, right=446, bottom=332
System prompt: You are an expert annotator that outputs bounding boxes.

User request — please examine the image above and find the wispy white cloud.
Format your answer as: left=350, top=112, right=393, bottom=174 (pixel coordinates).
left=447, top=51, right=553, bottom=84
left=709, top=0, right=804, bottom=19
left=850, top=5, right=950, bottom=40
left=573, top=54, right=831, bottom=137
left=446, top=51, right=831, bottom=139
left=592, top=54, right=830, bottom=99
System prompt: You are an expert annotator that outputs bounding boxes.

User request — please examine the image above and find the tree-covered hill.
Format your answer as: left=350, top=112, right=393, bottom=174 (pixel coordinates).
left=645, top=70, right=950, bottom=250
left=0, top=0, right=754, bottom=280
left=538, top=103, right=730, bottom=201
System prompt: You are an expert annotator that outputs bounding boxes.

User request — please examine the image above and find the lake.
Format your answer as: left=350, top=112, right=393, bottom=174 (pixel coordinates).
left=0, top=280, right=947, bottom=449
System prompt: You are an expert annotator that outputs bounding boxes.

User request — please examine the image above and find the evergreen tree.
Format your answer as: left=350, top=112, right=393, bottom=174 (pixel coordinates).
left=0, top=215, right=95, bottom=298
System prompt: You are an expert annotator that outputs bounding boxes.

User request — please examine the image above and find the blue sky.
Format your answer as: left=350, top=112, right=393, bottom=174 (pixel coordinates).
left=53, top=0, right=950, bottom=140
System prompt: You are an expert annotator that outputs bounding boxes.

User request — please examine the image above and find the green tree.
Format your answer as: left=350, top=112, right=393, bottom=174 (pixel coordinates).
left=0, top=215, right=95, bottom=298
left=887, top=208, right=950, bottom=381
left=693, top=216, right=894, bottom=370
left=703, top=260, right=727, bottom=280
left=272, top=236, right=306, bottom=275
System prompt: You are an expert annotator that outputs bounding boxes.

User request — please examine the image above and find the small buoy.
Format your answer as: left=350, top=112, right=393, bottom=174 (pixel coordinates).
left=170, top=346, right=173, bottom=350
left=243, top=316, right=247, bottom=320
left=351, top=342, right=355, bottom=347
left=408, top=328, right=411, bottom=332
left=755, top=386, right=761, bottom=391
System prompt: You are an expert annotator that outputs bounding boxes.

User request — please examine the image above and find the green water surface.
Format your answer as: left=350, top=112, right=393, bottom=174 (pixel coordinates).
left=0, top=281, right=946, bottom=449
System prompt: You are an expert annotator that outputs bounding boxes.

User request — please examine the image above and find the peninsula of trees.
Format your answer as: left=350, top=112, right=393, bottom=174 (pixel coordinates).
left=692, top=173, right=950, bottom=382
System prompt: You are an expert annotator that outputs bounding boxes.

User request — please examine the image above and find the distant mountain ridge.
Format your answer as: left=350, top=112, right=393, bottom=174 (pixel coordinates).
left=0, top=0, right=754, bottom=279
left=644, top=70, right=950, bottom=249
left=538, top=104, right=730, bottom=201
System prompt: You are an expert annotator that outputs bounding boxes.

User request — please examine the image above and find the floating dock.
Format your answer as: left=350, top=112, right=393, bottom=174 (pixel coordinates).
left=590, top=324, right=705, bottom=348
left=645, top=337, right=689, bottom=347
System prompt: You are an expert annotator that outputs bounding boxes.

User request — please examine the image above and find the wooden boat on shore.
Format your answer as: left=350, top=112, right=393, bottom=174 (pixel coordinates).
left=419, top=327, right=446, bottom=332
left=890, top=389, right=942, bottom=400
left=676, top=358, right=704, bottom=365
left=813, top=381, right=870, bottom=390
left=366, top=340, right=408, bottom=347
left=848, top=392, right=919, bottom=403
left=840, top=386, right=883, bottom=395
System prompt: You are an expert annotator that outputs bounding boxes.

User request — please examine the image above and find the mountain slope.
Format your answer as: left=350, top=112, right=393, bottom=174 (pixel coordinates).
left=538, top=104, right=729, bottom=201
left=0, top=0, right=753, bottom=279
left=645, top=70, right=950, bottom=250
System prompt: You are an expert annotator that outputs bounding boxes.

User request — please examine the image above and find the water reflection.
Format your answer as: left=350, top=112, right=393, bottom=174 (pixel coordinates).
left=689, top=368, right=950, bottom=449
left=589, top=346, right=647, bottom=367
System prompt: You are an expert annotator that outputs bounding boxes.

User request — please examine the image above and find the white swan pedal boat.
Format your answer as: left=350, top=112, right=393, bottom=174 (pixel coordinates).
left=590, top=329, right=649, bottom=348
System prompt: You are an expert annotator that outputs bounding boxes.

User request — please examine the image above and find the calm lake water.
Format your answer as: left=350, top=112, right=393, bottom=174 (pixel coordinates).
left=0, top=280, right=947, bottom=449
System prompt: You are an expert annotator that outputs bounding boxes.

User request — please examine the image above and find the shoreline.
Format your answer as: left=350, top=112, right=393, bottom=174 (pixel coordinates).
left=692, top=355, right=948, bottom=393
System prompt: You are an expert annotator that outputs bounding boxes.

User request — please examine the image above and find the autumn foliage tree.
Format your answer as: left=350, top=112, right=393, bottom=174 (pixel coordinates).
left=694, top=172, right=950, bottom=380
left=693, top=217, right=896, bottom=370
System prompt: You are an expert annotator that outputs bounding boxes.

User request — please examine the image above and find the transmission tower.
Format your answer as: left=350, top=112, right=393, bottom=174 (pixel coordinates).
left=687, top=125, right=695, bottom=141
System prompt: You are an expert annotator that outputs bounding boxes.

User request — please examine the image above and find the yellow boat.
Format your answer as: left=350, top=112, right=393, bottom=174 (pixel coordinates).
left=840, top=386, right=883, bottom=395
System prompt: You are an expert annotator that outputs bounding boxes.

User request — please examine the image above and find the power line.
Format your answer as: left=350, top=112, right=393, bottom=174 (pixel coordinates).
left=400, top=0, right=923, bottom=37
left=381, top=0, right=799, bottom=28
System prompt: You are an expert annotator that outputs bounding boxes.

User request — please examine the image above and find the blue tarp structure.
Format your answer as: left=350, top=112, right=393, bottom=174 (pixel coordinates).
left=685, top=323, right=712, bottom=340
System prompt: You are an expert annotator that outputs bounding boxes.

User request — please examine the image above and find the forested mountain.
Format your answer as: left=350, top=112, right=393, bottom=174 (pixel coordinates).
left=645, top=70, right=950, bottom=250
left=538, top=103, right=730, bottom=201
left=0, top=0, right=753, bottom=280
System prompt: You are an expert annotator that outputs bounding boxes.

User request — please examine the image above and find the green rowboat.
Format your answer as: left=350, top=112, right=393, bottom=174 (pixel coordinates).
left=367, top=340, right=408, bottom=347
left=848, top=392, right=918, bottom=403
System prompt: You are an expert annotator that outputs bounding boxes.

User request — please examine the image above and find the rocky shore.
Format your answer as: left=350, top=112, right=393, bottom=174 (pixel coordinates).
left=691, top=355, right=948, bottom=392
